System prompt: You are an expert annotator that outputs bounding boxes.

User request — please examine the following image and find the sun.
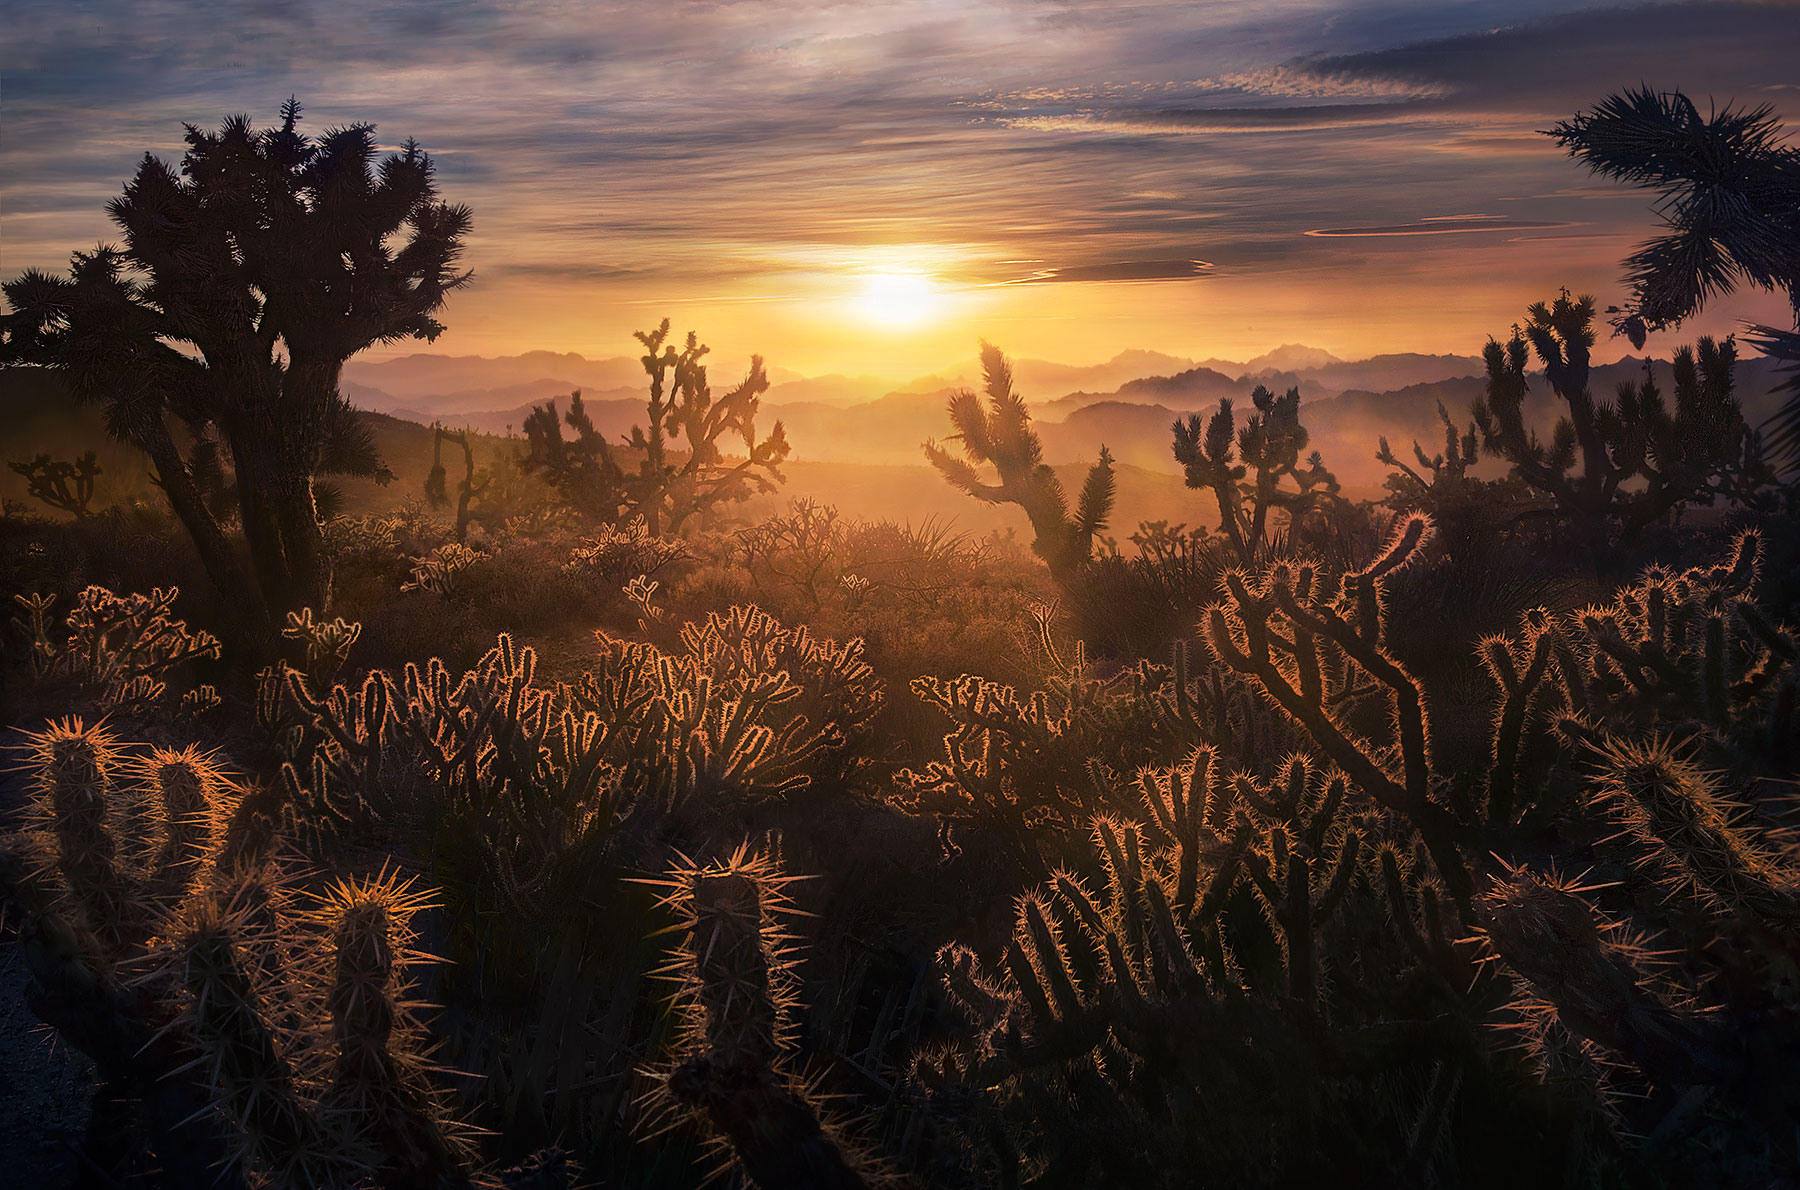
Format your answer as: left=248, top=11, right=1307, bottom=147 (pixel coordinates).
left=854, top=272, right=942, bottom=329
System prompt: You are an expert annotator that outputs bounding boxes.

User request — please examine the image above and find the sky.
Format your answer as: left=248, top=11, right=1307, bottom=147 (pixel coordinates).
left=3, top=0, right=1797, bottom=380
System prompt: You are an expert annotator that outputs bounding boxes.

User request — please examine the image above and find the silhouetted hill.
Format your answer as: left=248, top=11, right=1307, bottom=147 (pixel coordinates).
left=344, top=351, right=647, bottom=407
left=1207, top=344, right=1342, bottom=374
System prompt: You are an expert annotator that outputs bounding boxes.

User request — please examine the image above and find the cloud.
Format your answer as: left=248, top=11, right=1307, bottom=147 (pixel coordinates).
left=2, top=0, right=1795, bottom=368
left=1306, top=217, right=1573, bottom=238
left=1000, top=259, right=1214, bottom=284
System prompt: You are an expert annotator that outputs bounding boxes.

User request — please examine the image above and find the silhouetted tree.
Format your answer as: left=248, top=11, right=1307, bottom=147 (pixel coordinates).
left=424, top=423, right=489, bottom=543
left=9, top=451, right=102, bottom=518
left=1172, top=383, right=1340, bottom=564
left=1473, top=291, right=1770, bottom=563
left=1, top=99, right=470, bottom=626
left=925, top=341, right=1115, bottom=585
left=523, top=321, right=789, bottom=534
left=1550, top=87, right=1800, bottom=462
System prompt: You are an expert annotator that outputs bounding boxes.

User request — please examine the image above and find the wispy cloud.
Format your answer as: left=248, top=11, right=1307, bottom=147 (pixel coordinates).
left=1, top=0, right=1794, bottom=368
left=1000, top=259, right=1214, bottom=284
left=1306, top=217, right=1573, bottom=237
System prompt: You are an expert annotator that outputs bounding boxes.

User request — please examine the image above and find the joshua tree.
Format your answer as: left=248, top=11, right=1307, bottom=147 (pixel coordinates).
left=425, top=423, right=490, bottom=542
left=524, top=321, right=790, bottom=534
left=1472, top=291, right=1767, bottom=563
left=925, top=341, right=1115, bottom=586
left=1, top=98, right=471, bottom=626
left=1172, top=383, right=1340, bottom=564
left=9, top=451, right=102, bottom=518
left=1550, top=87, right=1800, bottom=462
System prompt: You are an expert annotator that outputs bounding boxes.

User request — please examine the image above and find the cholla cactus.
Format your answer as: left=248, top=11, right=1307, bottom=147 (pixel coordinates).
left=1588, top=735, right=1800, bottom=925
left=173, top=871, right=476, bottom=1188
left=1203, top=514, right=1471, bottom=902
left=1561, top=530, right=1797, bottom=746
left=648, top=847, right=875, bottom=1189
left=1476, top=866, right=1739, bottom=1090
left=285, top=633, right=615, bottom=837
left=12, top=586, right=221, bottom=712
left=900, top=643, right=1287, bottom=869
left=282, top=608, right=363, bottom=683
left=566, top=516, right=690, bottom=582
left=573, top=606, right=883, bottom=814
left=402, top=542, right=486, bottom=598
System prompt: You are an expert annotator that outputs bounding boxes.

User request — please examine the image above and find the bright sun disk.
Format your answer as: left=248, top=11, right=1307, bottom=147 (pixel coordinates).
left=854, top=272, right=941, bottom=329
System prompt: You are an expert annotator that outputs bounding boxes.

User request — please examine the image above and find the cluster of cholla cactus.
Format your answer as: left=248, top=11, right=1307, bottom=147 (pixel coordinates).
left=1, top=717, right=486, bottom=1187
left=573, top=605, right=884, bottom=815
left=10, top=585, right=221, bottom=714
left=925, top=342, right=1115, bottom=586
left=900, top=636, right=1295, bottom=870
left=564, top=515, right=691, bottom=583
left=911, top=746, right=1472, bottom=1183
left=904, top=512, right=1800, bottom=1183
left=1173, top=383, right=1342, bottom=566
left=282, top=633, right=616, bottom=869
left=646, top=846, right=879, bottom=1189
left=402, top=542, right=488, bottom=599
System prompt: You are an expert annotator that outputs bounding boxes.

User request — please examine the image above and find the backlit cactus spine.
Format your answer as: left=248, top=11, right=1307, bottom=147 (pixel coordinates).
left=175, top=870, right=475, bottom=1189
left=650, top=846, right=875, bottom=1190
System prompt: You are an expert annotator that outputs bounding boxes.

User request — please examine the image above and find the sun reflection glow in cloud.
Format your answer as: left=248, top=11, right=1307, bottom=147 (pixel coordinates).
left=854, top=272, right=943, bottom=330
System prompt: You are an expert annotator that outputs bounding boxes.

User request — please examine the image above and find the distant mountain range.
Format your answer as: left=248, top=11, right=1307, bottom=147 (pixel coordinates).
left=340, top=345, right=1788, bottom=490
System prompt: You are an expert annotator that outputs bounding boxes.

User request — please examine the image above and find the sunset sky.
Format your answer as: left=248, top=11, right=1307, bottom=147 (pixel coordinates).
left=4, top=1, right=1796, bottom=380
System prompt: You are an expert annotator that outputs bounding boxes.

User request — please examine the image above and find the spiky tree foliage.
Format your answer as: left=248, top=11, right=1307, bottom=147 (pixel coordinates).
left=1173, top=383, right=1341, bottom=565
left=9, top=449, right=102, bottom=518
left=925, top=341, right=1115, bottom=586
left=1472, top=292, right=1770, bottom=559
left=1549, top=88, right=1800, bottom=465
left=648, top=847, right=876, bottom=1189
left=525, top=321, right=791, bottom=534
left=0, top=98, right=470, bottom=623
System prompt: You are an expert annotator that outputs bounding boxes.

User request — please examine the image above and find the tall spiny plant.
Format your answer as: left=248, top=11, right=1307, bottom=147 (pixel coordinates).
left=648, top=847, right=877, bottom=1189
left=0, top=98, right=468, bottom=623
left=1173, top=383, right=1341, bottom=565
left=524, top=321, right=791, bottom=534
left=925, top=341, right=1115, bottom=586
left=1472, top=291, right=1771, bottom=559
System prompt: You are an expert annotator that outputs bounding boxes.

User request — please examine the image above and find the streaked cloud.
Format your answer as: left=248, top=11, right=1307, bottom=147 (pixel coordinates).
left=1306, top=217, right=1573, bottom=238
left=1001, top=259, right=1215, bottom=284
left=1, top=0, right=1793, bottom=373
